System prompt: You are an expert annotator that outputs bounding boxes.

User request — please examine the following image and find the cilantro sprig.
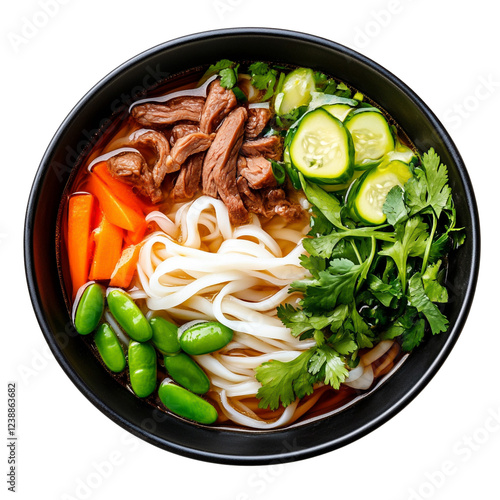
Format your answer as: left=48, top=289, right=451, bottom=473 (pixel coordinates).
left=255, top=148, right=462, bottom=410
left=248, top=62, right=279, bottom=101
left=201, top=59, right=239, bottom=89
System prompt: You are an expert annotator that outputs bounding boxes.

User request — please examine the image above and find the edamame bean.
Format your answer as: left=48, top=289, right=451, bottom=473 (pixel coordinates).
left=94, top=323, right=126, bottom=373
left=107, top=289, right=152, bottom=342
left=74, top=283, right=104, bottom=335
left=158, top=380, right=218, bottom=425
left=128, top=341, right=157, bottom=397
left=179, top=321, right=233, bottom=355
left=164, top=353, right=210, bottom=394
left=150, top=317, right=180, bottom=355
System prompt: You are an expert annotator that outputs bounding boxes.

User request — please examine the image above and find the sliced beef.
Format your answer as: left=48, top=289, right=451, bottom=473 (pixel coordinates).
left=237, top=177, right=267, bottom=215
left=169, top=124, right=207, bottom=202
left=240, top=135, right=283, bottom=161
left=265, top=188, right=304, bottom=221
left=106, top=130, right=172, bottom=204
left=245, top=107, right=272, bottom=139
left=169, top=123, right=199, bottom=146
left=107, top=151, right=162, bottom=203
left=131, top=130, right=172, bottom=188
left=237, top=156, right=277, bottom=190
left=131, top=97, right=205, bottom=127
left=199, top=79, right=237, bottom=134
left=237, top=178, right=304, bottom=222
left=202, top=107, right=249, bottom=224
left=166, top=132, right=215, bottom=171
left=171, top=153, right=204, bottom=201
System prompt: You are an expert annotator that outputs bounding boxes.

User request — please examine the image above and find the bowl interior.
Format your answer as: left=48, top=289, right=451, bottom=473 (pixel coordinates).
left=24, top=28, right=480, bottom=464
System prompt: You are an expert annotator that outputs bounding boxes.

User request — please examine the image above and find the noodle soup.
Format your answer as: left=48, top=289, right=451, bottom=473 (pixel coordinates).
left=59, top=61, right=458, bottom=430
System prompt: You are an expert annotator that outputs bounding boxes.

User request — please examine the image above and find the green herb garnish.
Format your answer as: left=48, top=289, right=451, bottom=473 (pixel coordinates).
left=255, top=148, right=462, bottom=411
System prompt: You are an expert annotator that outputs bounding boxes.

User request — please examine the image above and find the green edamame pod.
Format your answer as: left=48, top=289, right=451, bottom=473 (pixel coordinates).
left=158, top=380, right=218, bottom=425
left=179, top=321, right=233, bottom=355
left=107, top=289, right=152, bottom=342
left=164, top=353, right=210, bottom=394
left=94, top=323, right=126, bottom=373
left=74, top=283, right=104, bottom=335
left=128, top=341, right=157, bottom=398
left=150, top=317, right=180, bottom=355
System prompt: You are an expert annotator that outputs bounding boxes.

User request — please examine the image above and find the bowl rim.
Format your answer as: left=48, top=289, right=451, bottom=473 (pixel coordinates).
left=24, top=27, right=481, bottom=465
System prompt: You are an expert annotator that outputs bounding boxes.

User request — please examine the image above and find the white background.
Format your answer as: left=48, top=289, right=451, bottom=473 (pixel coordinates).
left=2, top=1, right=499, bottom=499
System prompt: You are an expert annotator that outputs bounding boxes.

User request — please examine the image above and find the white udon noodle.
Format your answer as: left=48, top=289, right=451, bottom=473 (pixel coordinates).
left=131, top=195, right=396, bottom=429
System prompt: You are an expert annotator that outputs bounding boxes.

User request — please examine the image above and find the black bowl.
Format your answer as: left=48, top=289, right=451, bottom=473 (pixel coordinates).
left=24, top=28, right=480, bottom=465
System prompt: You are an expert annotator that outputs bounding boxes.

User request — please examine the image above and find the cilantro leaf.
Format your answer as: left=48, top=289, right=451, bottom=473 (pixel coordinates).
left=367, top=274, right=402, bottom=307
left=309, top=345, right=349, bottom=389
left=255, top=349, right=316, bottom=410
left=219, top=67, right=238, bottom=89
left=294, top=259, right=366, bottom=312
left=405, top=148, right=452, bottom=218
left=422, top=260, right=448, bottom=303
left=276, top=303, right=349, bottom=338
left=202, top=59, right=235, bottom=80
left=381, top=307, right=425, bottom=351
left=401, top=318, right=426, bottom=351
left=407, top=273, right=449, bottom=335
left=314, top=72, right=338, bottom=94
left=248, top=62, right=278, bottom=101
left=303, top=226, right=394, bottom=259
left=350, top=307, right=376, bottom=348
left=201, top=59, right=239, bottom=89
left=276, top=304, right=314, bottom=337
left=383, top=185, right=408, bottom=226
left=429, top=233, right=452, bottom=263
left=379, top=216, right=429, bottom=292
left=308, top=205, right=335, bottom=237
left=298, top=253, right=325, bottom=279
left=329, top=331, right=358, bottom=355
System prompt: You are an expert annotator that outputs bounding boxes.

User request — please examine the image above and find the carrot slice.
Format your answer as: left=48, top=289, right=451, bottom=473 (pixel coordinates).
left=89, top=215, right=123, bottom=281
left=86, top=174, right=145, bottom=232
left=92, top=161, right=150, bottom=214
left=127, top=221, right=148, bottom=245
left=67, top=193, right=95, bottom=297
left=109, top=243, right=143, bottom=288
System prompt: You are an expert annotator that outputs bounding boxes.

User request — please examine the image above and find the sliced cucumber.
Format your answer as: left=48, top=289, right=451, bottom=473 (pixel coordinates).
left=321, top=169, right=363, bottom=192
left=386, top=139, right=417, bottom=164
left=347, top=159, right=412, bottom=224
left=289, top=108, right=354, bottom=184
left=323, top=103, right=353, bottom=122
left=275, top=68, right=316, bottom=115
left=308, top=93, right=358, bottom=111
left=345, top=108, right=395, bottom=169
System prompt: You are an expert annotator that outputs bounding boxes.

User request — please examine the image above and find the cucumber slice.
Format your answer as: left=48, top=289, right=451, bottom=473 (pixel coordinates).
left=386, top=140, right=417, bottom=164
left=321, top=169, right=363, bottom=192
left=275, top=68, right=316, bottom=115
left=345, top=109, right=395, bottom=169
left=289, top=108, right=354, bottom=184
left=323, top=103, right=353, bottom=122
left=308, top=93, right=358, bottom=111
left=347, top=159, right=412, bottom=224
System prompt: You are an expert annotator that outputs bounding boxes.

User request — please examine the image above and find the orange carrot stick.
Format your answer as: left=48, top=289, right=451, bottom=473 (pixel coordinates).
left=127, top=221, right=148, bottom=245
left=109, top=243, right=143, bottom=288
left=91, top=161, right=150, bottom=214
left=88, top=215, right=123, bottom=281
left=67, top=193, right=95, bottom=297
left=86, top=174, right=145, bottom=233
